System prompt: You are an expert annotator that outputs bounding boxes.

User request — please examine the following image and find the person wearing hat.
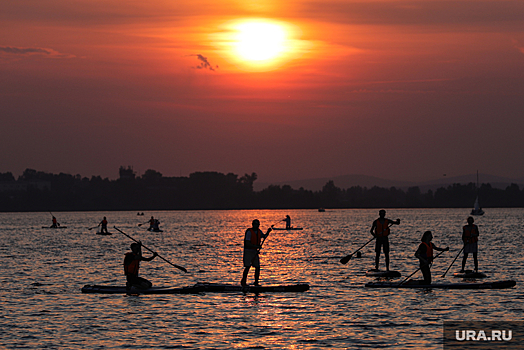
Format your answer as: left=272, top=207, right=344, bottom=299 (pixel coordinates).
left=241, top=219, right=272, bottom=286
left=124, top=242, right=158, bottom=290
left=370, top=209, right=400, bottom=271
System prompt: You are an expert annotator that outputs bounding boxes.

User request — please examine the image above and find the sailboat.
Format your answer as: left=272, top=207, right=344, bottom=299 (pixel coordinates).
left=470, top=171, right=485, bottom=216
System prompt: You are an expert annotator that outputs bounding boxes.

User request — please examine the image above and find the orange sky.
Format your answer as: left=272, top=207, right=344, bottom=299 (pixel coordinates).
left=1, top=0, right=524, bottom=183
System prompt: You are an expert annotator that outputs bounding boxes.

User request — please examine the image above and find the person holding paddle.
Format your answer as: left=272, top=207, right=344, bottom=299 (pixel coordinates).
left=51, top=216, right=59, bottom=228
left=370, top=210, right=400, bottom=271
left=241, top=219, right=272, bottom=287
left=124, top=242, right=158, bottom=290
left=283, top=215, right=291, bottom=229
left=461, top=216, right=479, bottom=273
left=98, top=216, right=109, bottom=234
left=415, top=231, right=449, bottom=285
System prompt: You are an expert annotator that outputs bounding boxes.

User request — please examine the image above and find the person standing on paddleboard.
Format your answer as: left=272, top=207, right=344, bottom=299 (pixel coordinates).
left=461, top=216, right=479, bottom=273
left=99, top=216, right=108, bottom=234
left=124, top=242, right=158, bottom=290
left=51, top=216, right=59, bottom=228
left=370, top=210, right=400, bottom=271
left=241, top=219, right=272, bottom=286
left=283, top=215, right=291, bottom=229
left=415, top=231, right=449, bottom=285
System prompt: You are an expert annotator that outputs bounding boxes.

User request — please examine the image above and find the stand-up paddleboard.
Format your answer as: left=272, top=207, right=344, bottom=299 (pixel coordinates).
left=272, top=227, right=303, bottom=231
left=42, top=226, right=67, bottom=229
left=96, top=231, right=112, bottom=236
left=453, top=270, right=487, bottom=278
left=365, top=269, right=401, bottom=278
left=81, top=282, right=310, bottom=294
left=365, top=280, right=515, bottom=289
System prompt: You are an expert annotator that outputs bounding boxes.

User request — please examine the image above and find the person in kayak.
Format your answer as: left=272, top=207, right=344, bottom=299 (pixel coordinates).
left=370, top=209, right=400, bottom=271
left=99, top=216, right=108, bottom=234
left=283, top=215, right=291, bottom=229
left=461, top=216, right=479, bottom=273
left=124, top=242, right=158, bottom=290
left=415, top=231, right=449, bottom=285
left=241, top=219, right=272, bottom=286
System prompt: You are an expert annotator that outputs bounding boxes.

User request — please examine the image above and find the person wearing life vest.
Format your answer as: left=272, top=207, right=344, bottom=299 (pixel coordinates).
left=99, top=216, right=108, bottom=234
left=415, top=231, right=449, bottom=285
left=370, top=210, right=400, bottom=271
left=241, top=219, right=272, bottom=286
left=461, top=216, right=479, bottom=273
left=51, top=216, right=59, bottom=228
left=124, top=242, right=158, bottom=290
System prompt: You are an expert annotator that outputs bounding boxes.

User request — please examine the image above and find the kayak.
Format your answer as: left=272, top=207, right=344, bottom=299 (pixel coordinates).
left=365, top=269, right=401, bottom=278
left=42, top=226, right=67, bottom=229
left=365, top=280, right=516, bottom=289
left=81, top=283, right=310, bottom=294
left=453, top=270, right=487, bottom=278
left=272, top=227, right=303, bottom=231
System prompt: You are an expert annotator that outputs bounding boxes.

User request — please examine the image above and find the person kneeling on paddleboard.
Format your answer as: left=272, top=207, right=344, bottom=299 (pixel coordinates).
left=241, top=219, right=272, bottom=286
left=415, top=231, right=449, bottom=285
left=124, top=242, right=158, bottom=290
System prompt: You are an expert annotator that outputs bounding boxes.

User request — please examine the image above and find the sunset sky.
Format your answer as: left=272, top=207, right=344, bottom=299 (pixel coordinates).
left=2, top=0, right=524, bottom=184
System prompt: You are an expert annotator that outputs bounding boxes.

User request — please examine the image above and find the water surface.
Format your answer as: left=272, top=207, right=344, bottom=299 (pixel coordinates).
left=1, top=209, right=522, bottom=349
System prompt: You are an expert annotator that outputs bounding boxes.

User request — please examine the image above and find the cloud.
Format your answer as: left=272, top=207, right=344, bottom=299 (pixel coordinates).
left=513, top=40, right=524, bottom=55
left=191, top=54, right=218, bottom=71
left=0, top=46, right=75, bottom=58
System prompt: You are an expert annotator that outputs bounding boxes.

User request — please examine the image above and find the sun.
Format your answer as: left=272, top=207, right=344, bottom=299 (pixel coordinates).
left=212, top=18, right=305, bottom=70
left=233, top=21, right=287, bottom=62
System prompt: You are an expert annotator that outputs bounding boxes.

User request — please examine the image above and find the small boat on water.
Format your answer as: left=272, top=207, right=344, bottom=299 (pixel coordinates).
left=365, top=269, right=401, bottom=278
left=471, top=171, right=485, bottom=215
left=365, top=280, right=515, bottom=289
left=81, top=282, right=310, bottom=294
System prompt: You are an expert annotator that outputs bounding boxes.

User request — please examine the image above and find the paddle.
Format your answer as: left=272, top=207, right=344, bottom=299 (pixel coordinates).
left=340, top=221, right=398, bottom=264
left=441, top=246, right=464, bottom=277
left=88, top=225, right=99, bottom=231
left=247, top=224, right=274, bottom=266
left=340, top=237, right=375, bottom=264
left=113, top=226, right=188, bottom=273
left=397, top=249, right=447, bottom=286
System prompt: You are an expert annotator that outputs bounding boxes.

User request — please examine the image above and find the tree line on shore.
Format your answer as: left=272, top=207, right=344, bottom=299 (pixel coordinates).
left=0, top=168, right=523, bottom=211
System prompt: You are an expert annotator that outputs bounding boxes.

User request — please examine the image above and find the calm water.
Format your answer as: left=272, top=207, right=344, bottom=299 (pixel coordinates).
left=1, top=208, right=522, bottom=349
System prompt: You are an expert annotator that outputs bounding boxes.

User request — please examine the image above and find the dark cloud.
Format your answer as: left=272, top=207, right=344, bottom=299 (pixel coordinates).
left=192, top=54, right=218, bottom=71
left=0, top=46, right=74, bottom=58
left=0, top=46, right=52, bottom=55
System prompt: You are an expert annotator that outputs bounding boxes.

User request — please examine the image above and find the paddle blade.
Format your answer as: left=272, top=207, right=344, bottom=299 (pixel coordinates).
left=340, top=254, right=352, bottom=264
